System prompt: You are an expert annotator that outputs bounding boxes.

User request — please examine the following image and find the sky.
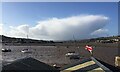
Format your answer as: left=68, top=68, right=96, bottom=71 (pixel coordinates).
left=1, top=0, right=119, bottom=2
left=1, top=2, right=118, bottom=40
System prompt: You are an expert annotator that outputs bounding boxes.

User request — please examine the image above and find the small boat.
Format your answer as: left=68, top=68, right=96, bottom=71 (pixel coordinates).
left=2, top=48, right=11, bottom=52
left=21, top=49, right=32, bottom=53
left=65, top=51, right=79, bottom=57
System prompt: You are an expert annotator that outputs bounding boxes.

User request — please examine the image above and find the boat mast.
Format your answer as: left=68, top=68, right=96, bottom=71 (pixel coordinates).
left=73, top=35, right=76, bottom=47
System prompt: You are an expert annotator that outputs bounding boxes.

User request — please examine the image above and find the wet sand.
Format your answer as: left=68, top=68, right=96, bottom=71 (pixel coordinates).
left=1, top=43, right=118, bottom=67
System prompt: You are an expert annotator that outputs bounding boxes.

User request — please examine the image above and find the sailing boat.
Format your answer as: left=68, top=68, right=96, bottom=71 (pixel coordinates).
left=21, top=34, right=32, bottom=53
left=65, top=35, right=80, bottom=59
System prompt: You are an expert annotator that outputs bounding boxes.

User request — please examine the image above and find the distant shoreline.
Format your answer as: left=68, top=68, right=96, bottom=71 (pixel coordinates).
left=1, top=42, right=118, bottom=48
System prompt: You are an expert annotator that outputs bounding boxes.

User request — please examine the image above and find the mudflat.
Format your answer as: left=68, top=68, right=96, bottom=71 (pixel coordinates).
left=1, top=43, right=118, bottom=67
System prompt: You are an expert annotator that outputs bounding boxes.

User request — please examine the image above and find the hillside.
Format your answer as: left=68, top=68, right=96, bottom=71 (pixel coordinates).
left=0, top=35, right=55, bottom=44
left=0, top=35, right=119, bottom=45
